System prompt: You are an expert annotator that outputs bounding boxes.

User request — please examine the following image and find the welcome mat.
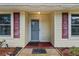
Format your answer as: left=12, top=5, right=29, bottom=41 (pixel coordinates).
left=32, top=48, right=47, bottom=54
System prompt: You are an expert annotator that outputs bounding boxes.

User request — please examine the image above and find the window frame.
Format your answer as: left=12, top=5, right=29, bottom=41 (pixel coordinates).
left=69, top=12, right=79, bottom=40
left=0, top=12, right=13, bottom=38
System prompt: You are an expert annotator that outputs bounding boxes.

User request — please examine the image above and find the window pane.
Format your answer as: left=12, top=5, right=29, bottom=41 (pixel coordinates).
left=71, top=14, right=79, bottom=35
left=71, top=25, right=79, bottom=35
left=0, top=25, right=11, bottom=35
left=72, top=19, right=79, bottom=24
left=0, top=14, right=11, bottom=35
left=0, top=14, right=11, bottom=24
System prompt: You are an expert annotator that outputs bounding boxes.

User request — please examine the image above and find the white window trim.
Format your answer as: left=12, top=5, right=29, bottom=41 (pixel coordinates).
left=69, top=12, right=79, bottom=40
left=0, top=12, right=13, bottom=38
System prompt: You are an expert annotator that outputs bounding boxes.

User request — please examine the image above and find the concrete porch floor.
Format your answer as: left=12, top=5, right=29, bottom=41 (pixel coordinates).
left=17, top=48, right=60, bottom=56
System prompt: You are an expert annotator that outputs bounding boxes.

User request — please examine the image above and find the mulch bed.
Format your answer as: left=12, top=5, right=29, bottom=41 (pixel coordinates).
left=57, top=48, right=70, bottom=56
left=0, top=47, right=22, bottom=56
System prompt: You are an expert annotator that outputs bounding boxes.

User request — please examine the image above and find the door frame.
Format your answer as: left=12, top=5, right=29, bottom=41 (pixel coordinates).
left=30, top=19, right=40, bottom=42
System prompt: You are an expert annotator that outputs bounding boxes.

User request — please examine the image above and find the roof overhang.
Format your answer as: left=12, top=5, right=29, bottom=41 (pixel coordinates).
left=0, top=3, right=79, bottom=13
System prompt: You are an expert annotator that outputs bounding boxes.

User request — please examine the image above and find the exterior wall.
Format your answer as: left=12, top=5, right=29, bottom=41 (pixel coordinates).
left=54, top=11, right=62, bottom=47
left=0, top=11, right=26, bottom=47
left=54, top=11, right=79, bottom=47
left=28, top=14, right=51, bottom=42
left=25, top=12, right=29, bottom=45
left=0, top=11, right=53, bottom=47
left=50, top=13, right=54, bottom=45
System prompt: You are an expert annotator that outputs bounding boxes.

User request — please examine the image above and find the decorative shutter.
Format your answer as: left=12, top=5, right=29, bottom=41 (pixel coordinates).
left=13, top=12, right=20, bottom=38
left=62, top=13, right=68, bottom=39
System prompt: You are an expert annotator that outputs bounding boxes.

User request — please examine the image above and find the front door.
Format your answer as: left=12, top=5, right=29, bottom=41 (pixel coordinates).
left=31, top=20, right=39, bottom=42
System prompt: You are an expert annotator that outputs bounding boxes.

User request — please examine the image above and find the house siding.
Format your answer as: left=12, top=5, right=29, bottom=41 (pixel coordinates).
left=50, top=13, right=54, bottom=45
left=54, top=11, right=62, bottom=47
left=25, top=12, right=29, bottom=45
left=0, top=11, right=26, bottom=47
left=1, top=10, right=79, bottom=47
left=54, top=11, right=79, bottom=47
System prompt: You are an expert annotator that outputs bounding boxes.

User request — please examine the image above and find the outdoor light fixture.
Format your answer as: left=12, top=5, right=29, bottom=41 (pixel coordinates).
left=37, top=12, right=40, bottom=14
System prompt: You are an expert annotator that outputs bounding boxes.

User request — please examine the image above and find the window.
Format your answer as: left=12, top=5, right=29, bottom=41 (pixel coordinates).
left=0, top=14, right=11, bottom=35
left=71, top=14, right=79, bottom=35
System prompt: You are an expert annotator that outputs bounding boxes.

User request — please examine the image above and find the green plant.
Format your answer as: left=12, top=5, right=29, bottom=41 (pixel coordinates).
left=70, top=47, right=79, bottom=56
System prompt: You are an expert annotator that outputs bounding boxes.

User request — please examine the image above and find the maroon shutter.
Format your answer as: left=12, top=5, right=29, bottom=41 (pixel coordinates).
left=62, top=13, right=68, bottom=39
left=13, top=12, right=20, bottom=38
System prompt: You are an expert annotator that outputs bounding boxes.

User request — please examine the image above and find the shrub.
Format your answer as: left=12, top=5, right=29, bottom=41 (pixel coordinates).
left=70, top=47, right=79, bottom=56
left=62, top=48, right=70, bottom=56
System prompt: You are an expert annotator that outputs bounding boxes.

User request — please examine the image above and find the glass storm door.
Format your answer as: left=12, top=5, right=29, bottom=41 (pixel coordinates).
left=31, top=20, right=39, bottom=41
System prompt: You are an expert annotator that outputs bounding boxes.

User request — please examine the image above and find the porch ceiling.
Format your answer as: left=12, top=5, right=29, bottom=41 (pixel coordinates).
left=0, top=3, right=79, bottom=12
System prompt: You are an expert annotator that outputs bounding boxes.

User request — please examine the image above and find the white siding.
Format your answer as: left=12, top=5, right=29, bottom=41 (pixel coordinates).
left=54, top=11, right=79, bottom=47
left=50, top=13, right=54, bottom=45
left=54, top=11, right=62, bottom=47
left=25, top=12, right=29, bottom=45
left=0, top=11, right=26, bottom=47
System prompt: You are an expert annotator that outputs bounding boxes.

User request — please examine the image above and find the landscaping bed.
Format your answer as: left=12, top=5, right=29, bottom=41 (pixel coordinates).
left=0, top=47, right=22, bottom=56
left=58, top=47, right=79, bottom=56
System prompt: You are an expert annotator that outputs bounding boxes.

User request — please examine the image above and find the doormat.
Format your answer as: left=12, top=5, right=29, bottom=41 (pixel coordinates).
left=32, top=48, right=47, bottom=54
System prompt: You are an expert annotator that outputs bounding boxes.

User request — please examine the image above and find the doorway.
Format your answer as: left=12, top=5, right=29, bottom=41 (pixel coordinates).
left=31, top=20, right=39, bottom=42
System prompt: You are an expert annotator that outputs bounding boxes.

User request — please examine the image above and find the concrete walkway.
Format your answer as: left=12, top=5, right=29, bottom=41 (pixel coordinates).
left=17, top=48, right=60, bottom=56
